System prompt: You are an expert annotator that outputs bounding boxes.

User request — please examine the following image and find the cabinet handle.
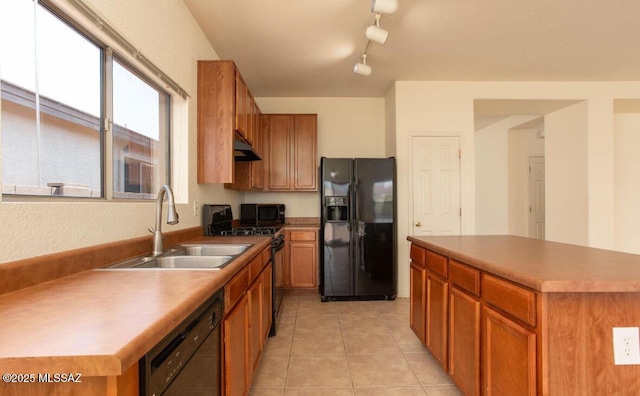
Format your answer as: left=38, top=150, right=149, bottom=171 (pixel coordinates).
left=415, top=222, right=422, bottom=227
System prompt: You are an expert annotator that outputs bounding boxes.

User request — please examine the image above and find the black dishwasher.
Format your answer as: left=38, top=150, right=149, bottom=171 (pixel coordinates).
left=140, top=289, right=223, bottom=396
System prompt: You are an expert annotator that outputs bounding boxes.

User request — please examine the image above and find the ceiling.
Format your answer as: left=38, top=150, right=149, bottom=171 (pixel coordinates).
left=182, top=0, right=640, bottom=98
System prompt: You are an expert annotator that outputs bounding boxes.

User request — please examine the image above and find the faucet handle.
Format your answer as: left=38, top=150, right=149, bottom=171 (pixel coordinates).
left=148, top=227, right=155, bottom=234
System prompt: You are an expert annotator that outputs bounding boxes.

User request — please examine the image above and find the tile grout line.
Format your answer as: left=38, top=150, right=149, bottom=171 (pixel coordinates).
left=337, top=307, right=358, bottom=394
left=282, top=295, right=299, bottom=392
left=254, top=294, right=448, bottom=395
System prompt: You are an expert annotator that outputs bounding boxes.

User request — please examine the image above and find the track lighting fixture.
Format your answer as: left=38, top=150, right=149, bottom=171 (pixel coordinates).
left=353, top=54, right=372, bottom=76
left=352, top=0, right=398, bottom=76
left=366, top=14, right=388, bottom=45
left=371, top=0, right=398, bottom=15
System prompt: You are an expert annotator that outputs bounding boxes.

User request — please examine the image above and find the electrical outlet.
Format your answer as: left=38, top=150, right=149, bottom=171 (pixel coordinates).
left=613, top=327, right=640, bottom=365
left=193, top=200, right=199, bottom=217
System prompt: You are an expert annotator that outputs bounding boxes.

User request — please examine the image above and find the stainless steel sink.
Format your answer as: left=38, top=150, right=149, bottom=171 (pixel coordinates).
left=101, top=243, right=252, bottom=270
left=170, top=243, right=251, bottom=256
left=136, top=255, right=233, bottom=269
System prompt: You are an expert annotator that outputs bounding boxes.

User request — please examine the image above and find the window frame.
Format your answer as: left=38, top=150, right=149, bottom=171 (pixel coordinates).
left=109, top=54, right=172, bottom=200
left=0, top=0, right=174, bottom=201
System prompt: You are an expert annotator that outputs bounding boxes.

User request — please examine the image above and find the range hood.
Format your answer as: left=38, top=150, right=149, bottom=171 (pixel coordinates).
left=234, top=138, right=261, bottom=161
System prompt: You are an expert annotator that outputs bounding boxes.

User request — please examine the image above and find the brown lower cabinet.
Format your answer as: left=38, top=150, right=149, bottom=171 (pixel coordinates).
left=482, top=305, right=536, bottom=396
left=282, top=228, right=318, bottom=289
left=409, top=237, right=640, bottom=395
left=223, top=247, right=272, bottom=396
left=449, top=286, right=481, bottom=396
left=248, top=277, right=263, bottom=375
left=224, top=294, right=249, bottom=396
left=426, top=272, right=448, bottom=369
left=261, top=263, right=273, bottom=341
left=409, top=261, right=426, bottom=343
left=409, top=243, right=538, bottom=396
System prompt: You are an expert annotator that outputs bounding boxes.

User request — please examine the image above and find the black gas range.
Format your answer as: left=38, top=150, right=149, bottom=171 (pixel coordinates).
left=202, top=204, right=284, bottom=336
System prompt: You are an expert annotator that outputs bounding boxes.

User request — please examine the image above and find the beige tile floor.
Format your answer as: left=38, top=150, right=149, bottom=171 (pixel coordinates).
left=250, top=291, right=463, bottom=396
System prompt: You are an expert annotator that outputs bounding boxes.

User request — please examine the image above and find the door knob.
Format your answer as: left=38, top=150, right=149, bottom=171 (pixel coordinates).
left=415, top=222, right=422, bottom=227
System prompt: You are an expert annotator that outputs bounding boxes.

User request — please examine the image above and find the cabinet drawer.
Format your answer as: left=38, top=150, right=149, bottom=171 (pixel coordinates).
left=225, top=266, right=249, bottom=313
left=289, top=230, right=316, bottom=242
left=449, top=259, right=480, bottom=297
left=482, top=274, right=536, bottom=327
left=426, top=250, right=448, bottom=279
left=410, top=244, right=426, bottom=268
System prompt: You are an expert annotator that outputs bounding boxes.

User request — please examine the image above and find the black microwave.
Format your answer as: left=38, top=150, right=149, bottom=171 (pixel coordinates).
left=240, top=204, right=285, bottom=226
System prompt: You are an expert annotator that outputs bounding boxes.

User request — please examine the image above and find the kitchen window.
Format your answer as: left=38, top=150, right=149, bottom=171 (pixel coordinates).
left=0, top=0, right=175, bottom=200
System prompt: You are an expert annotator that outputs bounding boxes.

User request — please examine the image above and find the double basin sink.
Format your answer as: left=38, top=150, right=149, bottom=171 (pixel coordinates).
left=105, top=244, right=252, bottom=270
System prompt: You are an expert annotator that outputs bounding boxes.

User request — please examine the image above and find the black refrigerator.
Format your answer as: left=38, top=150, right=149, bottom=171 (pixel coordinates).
left=319, top=157, right=396, bottom=301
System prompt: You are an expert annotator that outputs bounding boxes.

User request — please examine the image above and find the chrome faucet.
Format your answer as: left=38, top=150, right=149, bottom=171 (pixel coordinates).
left=149, top=185, right=179, bottom=256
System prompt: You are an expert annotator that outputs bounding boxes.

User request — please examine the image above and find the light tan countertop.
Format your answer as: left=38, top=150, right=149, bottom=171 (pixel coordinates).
left=408, top=235, right=640, bottom=293
left=0, top=236, right=271, bottom=376
left=284, top=217, right=320, bottom=229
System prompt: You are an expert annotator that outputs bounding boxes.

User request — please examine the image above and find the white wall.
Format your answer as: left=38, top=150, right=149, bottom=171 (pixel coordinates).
left=508, top=127, right=545, bottom=236
left=385, top=87, right=397, bottom=157
left=475, top=118, right=511, bottom=234
left=544, top=102, right=589, bottom=245
left=474, top=117, right=545, bottom=237
left=247, top=97, right=386, bottom=217
left=614, top=113, right=640, bottom=254
left=0, top=0, right=243, bottom=263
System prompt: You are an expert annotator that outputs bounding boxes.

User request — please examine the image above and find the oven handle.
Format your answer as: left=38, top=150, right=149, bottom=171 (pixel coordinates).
left=272, top=236, right=285, bottom=251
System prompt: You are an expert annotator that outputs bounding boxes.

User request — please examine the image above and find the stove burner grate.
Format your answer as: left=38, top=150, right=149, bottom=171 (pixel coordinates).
left=219, top=226, right=281, bottom=236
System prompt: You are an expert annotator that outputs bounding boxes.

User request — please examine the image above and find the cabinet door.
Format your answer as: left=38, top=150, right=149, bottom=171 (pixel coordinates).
left=226, top=103, right=263, bottom=191
left=235, top=72, right=247, bottom=139
left=289, top=242, right=317, bottom=288
left=482, top=306, right=536, bottom=396
left=248, top=277, right=263, bottom=378
left=426, top=272, right=448, bottom=369
left=292, top=114, right=317, bottom=191
left=197, top=61, right=236, bottom=184
left=245, top=95, right=254, bottom=146
left=274, top=244, right=286, bottom=288
left=410, top=262, right=426, bottom=344
left=449, top=286, right=481, bottom=396
left=224, top=295, right=249, bottom=396
left=251, top=104, right=263, bottom=189
left=265, top=115, right=292, bottom=190
left=261, top=262, right=273, bottom=340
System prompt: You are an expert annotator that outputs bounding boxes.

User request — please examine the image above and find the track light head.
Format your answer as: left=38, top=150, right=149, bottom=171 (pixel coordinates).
left=366, top=25, right=389, bottom=45
left=371, top=0, right=398, bottom=15
left=353, top=62, right=372, bottom=76
left=353, top=54, right=372, bottom=76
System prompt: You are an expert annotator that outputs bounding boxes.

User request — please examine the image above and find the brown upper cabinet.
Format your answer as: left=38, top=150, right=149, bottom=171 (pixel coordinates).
left=225, top=103, right=263, bottom=190
left=197, top=60, right=260, bottom=184
left=262, top=114, right=318, bottom=192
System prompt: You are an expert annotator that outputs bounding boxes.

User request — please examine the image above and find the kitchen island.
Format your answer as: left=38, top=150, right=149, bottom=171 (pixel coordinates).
left=0, top=235, right=271, bottom=395
left=408, top=235, right=640, bottom=396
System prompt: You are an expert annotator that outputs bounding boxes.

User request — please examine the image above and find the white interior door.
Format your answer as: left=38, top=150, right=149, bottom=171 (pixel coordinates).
left=411, top=136, right=461, bottom=236
left=528, top=156, right=545, bottom=239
